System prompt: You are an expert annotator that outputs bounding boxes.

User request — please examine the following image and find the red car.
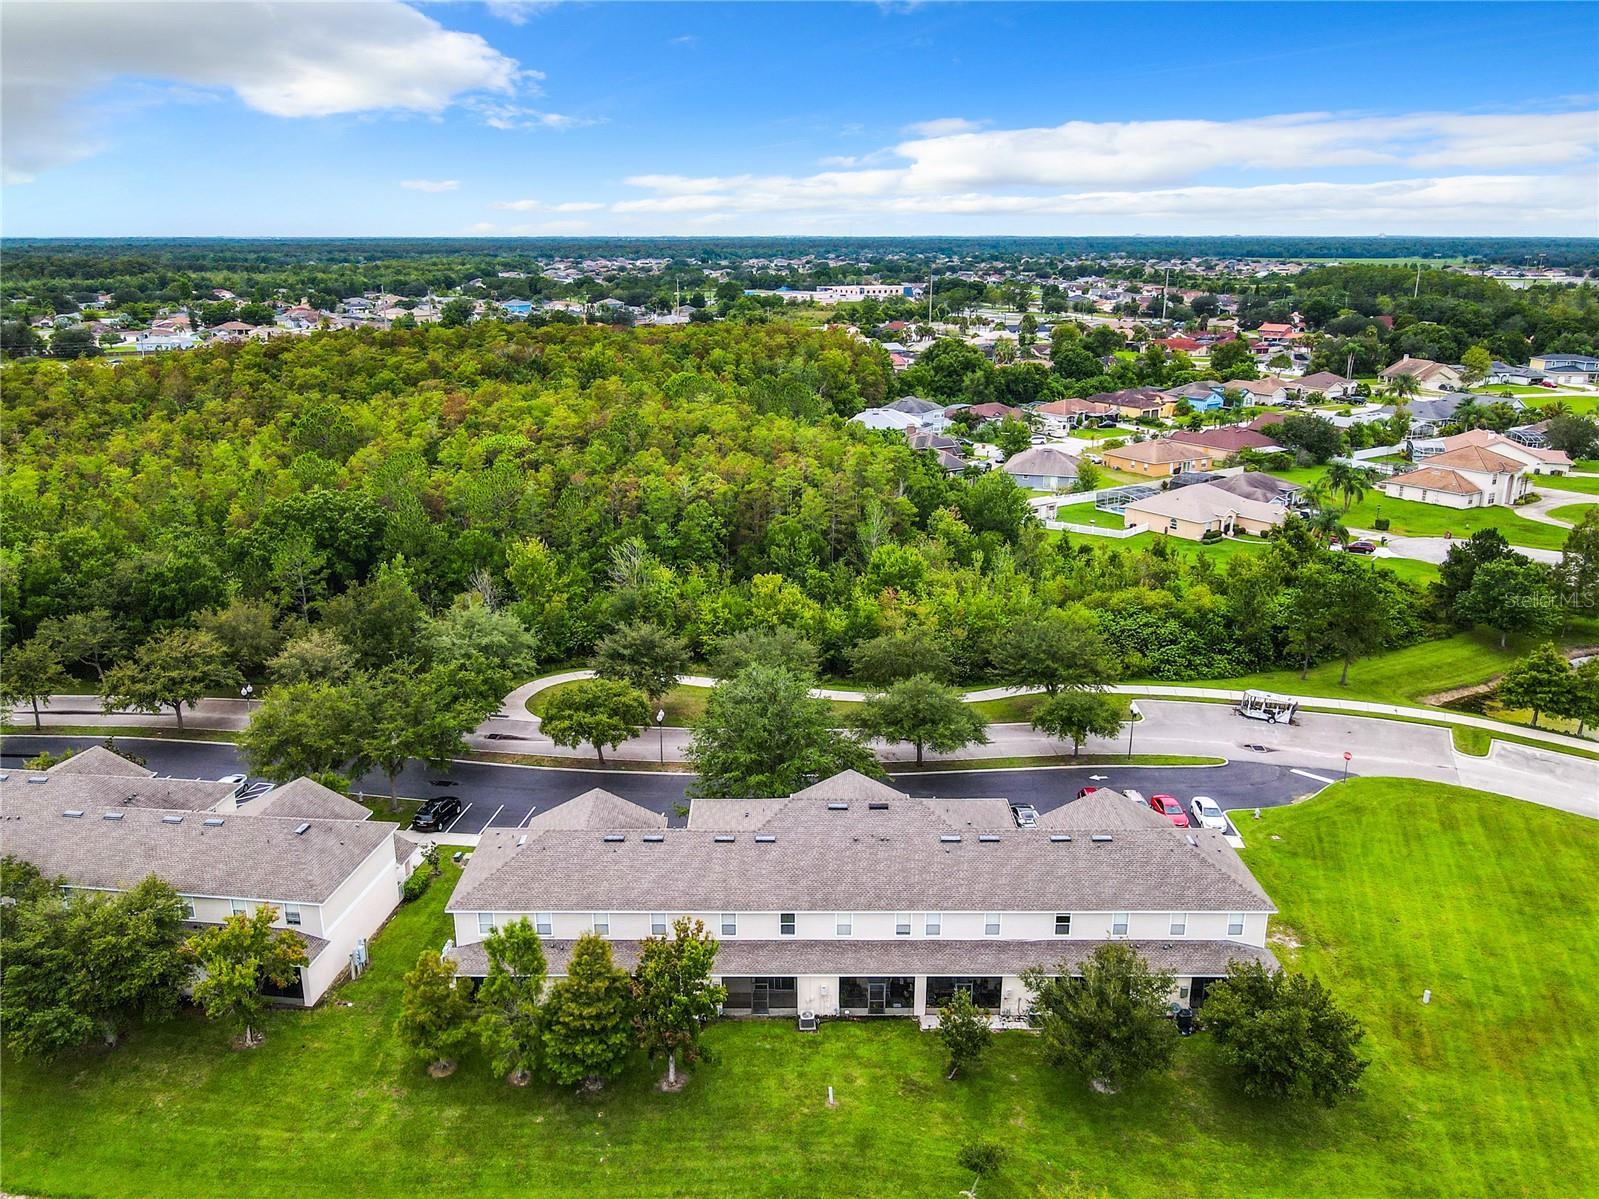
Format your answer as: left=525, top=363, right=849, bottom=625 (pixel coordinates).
left=1148, top=793, right=1190, bottom=827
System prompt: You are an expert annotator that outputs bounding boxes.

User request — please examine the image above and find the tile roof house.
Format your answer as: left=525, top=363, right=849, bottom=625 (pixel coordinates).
left=1378, top=443, right=1531, bottom=508
left=1207, top=472, right=1303, bottom=506
left=446, top=773, right=1276, bottom=1019
left=1, top=751, right=406, bottom=1006
left=1381, top=357, right=1463, bottom=391
left=1429, top=428, right=1571, bottom=476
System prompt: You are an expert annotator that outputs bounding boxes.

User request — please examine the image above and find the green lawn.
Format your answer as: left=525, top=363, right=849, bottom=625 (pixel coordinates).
left=526, top=681, right=859, bottom=728
left=4, top=783, right=1594, bottom=1198
left=1178, top=622, right=1599, bottom=708
left=1339, top=491, right=1573, bottom=550
left=1051, top=500, right=1127, bottom=529
left=1539, top=473, right=1599, bottom=496
left=1547, top=501, right=1598, bottom=524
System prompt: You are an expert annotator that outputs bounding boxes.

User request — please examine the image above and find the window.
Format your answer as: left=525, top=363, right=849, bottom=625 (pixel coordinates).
left=180, top=897, right=196, bottom=920
left=535, top=912, right=552, bottom=936
left=478, top=912, right=496, bottom=935
left=984, top=913, right=1001, bottom=936
left=230, top=899, right=248, bottom=917
left=283, top=904, right=302, bottom=927
left=721, top=913, right=737, bottom=936
left=925, top=912, right=942, bottom=937
left=780, top=913, right=796, bottom=936
left=1112, top=913, right=1129, bottom=936
left=835, top=912, right=853, bottom=936
left=651, top=913, right=668, bottom=936
left=1054, top=913, right=1072, bottom=936
left=895, top=913, right=911, bottom=937
left=593, top=913, right=610, bottom=936
left=1227, top=912, right=1245, bottom=937
left=1169, top=912, right=1187, bottom=937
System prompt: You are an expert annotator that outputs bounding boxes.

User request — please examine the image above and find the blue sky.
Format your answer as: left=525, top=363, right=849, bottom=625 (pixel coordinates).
left=3, top=1, right=1596, bottom=237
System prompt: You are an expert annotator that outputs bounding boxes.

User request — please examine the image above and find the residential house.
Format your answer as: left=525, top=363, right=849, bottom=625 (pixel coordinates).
left=444, top=773, right=1276, bottom=1019
left=1101, top=440, right=1220, bottom=477
left=1400, top=393, right=1524, bottom=438
left=1286, top=371, right=1356, bottom=401
left=0, top=752, right=406, bottom=1006
left=1253, top=322, right=1299, bottom=345
left=1485, top=361, right=1544, bottom=386
left=881, top=396, right=950, bottom=431
left=1032, top=398, right=1118, bottom=436
left=1090, top=388, right=1177, bottom=421
left=1377, top=444, right=1531, bottom=508
left=1422, top=428, right=1571, bottom=475
left=1381, top=357, right=1463, bottom=392
left=956, top=402, right=1026, bottom=424
left=1122, top=482, right=1288, bottom=541
left=1001, top=446, right=1081, bottom=491
left=852, top=408, right=923, bottom=433
left=1165, top=427, right=1284, bottom=457
left=1207, top=472, right=1303, bottom=507
left=1527, top=353, right=1599, bottom=387
left=1227, top=377, right=1291, bottom=405
left=1162, top=382, right=1226, bottom=412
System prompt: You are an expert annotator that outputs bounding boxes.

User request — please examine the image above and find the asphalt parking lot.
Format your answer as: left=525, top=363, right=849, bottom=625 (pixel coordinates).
left=2, top=735, right=1340, bottom=835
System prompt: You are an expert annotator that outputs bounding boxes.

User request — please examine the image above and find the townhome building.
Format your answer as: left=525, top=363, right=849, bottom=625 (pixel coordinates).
left=0, top=750, right=408, bottom=1006
left=445, top=773, right=1276, bottom=1020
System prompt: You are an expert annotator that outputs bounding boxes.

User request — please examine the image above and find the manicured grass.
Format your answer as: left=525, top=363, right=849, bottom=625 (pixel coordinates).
left=1547, top=501, right=1598, bottom=523
left=526, top=681, right=859, bottom=728
left=4, top=784, right=1595, bottom=1198
left=1177, top=621, right=1599, bottom=709
left=1051, top=500, right=1127, bottom=529
left=1339, top=491, right=1572, bottom=550
left=0, top=722, right=242, bottom=743
left=1538, top=474, right=1599, bottom=496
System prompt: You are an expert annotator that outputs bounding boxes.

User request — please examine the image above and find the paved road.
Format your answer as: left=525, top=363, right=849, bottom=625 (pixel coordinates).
left=0, top=735, right=1332, bottom=835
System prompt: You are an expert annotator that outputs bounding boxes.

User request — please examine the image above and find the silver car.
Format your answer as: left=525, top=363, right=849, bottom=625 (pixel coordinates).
left=1188, top=796, right=1226, bottom=831
left=1011, top=804, right=1039, bottom=828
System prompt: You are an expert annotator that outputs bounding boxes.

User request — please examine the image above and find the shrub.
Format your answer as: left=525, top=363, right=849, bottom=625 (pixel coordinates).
left=1373, top=517, right=1390, bottom=531
left=1200, top=529, right=1222, bottom=544
left=401, top=868, right=432, bottom=904
left=957, top=1139, right=1007, bottom=1178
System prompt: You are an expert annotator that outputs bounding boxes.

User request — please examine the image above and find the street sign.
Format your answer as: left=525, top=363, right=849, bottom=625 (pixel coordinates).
left=1343, top=751, right=1352, bottom=760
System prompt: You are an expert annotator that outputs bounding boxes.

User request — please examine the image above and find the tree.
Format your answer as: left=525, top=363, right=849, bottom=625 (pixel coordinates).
left=187, top=905, right=309, bottom=1048
left=50, top=326, right=101, bottom=359
left=1558, top=508, right=1599, bottom=624
left=592, top=620, right=690, bottom=702
left=397, top=948, right=474, bottom=1074
left=687, top=664, right=879, bottom=797
left=1545, top=414, right=1599, bottom=461
left=196, top=598, right=284, bottom=678
left=1021, top=943, right=1178, bottom=1092
left=319, top=557, right=427, bottom=669
left=541, top=678, right=648, bottom=764
left=1569, top=658, right=1599, bottom=734
left=423, top=603, right=538, bottom=679
left=99, top=628, right=241, bottom=729
left=1436, top=528, right=1516, bottom=619
left=632, top=917, right=727, bottom=1089
left=709, top=627, right=820, bottom=679
left=1208, top=338, right=1256, bottom=380
left=35, top=608, right=124, bottom=680
left=1495, top=642, right=1573, bottom=727
left=476, top=918, right=548, bottom=1085
left=241, top=678, right=369, bottom=782
left=1460, top=344, right=1493, bottom=388
left=266, top=626, right=356, bottom=685
left=856, top=674, right=989, bottom=765
left=1203, top=960, right=1368, bottom=1107
left=849, top=628, right=955, bottom=686
left=1307, top=561, right=1400, bottom=685
left=1457, top=557, right=1560, bottom=649
left=1271, top=414, right=1342, bottom=464
left=995, top=607, right=1115, bottom=695
left=542, top=934, right=635, bottom=1089
left=1, top=636, right=69, bottom=729
left=439, top=297, right=476, bottom=327
left=937, top=988, right=993, bottom=1079
left=0, top=870, right=190, bottom=1058
left=1322, top=461, right=1375, bottom=513
left=1030, top=690, right=1124, bottom=756
left=1384, top=371, right=1420, bottom=401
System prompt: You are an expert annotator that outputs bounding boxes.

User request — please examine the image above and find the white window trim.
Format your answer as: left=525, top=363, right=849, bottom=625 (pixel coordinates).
left=984, top=912, right=1001, bottom=936
left=593, top=912, right=610, bottom=936
left=1227, top=912, right=1245, bottom=937
left=1111, top=913, right=1129, bottom=936
left=835, top=912, right=853, bottom=937
left=1054, top=912, right=1072, bottom=936
left=651, top=913, right=668, bottom=936
left=780, top=913, right=796, bottom=936
left=1169, top=912, right=1188, bottom=937
left=895, top=912, right=911, bottom=937
left=720, top=913, right=737, bottom=937
left=925, top=912, right=942, bottom=937
left=282, top=903, right=302, bottom=927
left=230, top=899, right=248, bottom=917
left=534, top=912, right=552, bottom=936
left=478, top=912, right=497, bottom=935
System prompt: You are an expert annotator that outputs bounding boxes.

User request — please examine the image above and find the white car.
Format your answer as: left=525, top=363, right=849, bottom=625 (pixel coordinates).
left=217, top=773, right=247, bottom=785
left=1188, top=796, right=1227, bottom=831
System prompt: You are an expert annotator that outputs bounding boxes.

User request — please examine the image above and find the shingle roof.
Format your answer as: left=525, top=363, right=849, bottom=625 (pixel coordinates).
left=526, top=788, right=666, bottom=831
left=449, top=776, right=1273, bottom=915
left=1124, top=482, right=1286, bottom=527
left=6, top=771, right=236, bottom=812
left=1107, top=440, right=1215, bottom=465
left=1001, top=446, right=1081, bottom=477
left=45, top=745, right=154, bottom=778
left=245, top=778, right=372, bottom=822
left=791, top=769, right=906, bottom=803
left=1207, top=472, right=1301, bottom=503
left=449, top=936, right=1277, bottom=979
left=1165, top=428, right=1280, bottom=454
left=0, top=787, right=398, bottom=904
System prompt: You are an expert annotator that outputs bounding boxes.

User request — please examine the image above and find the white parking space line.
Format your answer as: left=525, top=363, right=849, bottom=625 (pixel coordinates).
left=442, top=802, right=473, bottom=834
left=1290, top=768, right=1338, bottom=784
left=516, top=806, right=538, bottom=829
left=480, top=803, right=504, bottom=829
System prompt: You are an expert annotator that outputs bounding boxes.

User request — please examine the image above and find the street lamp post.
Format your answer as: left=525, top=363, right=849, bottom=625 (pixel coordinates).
left=1126, top=700, right=1141, bottom=759
left=656, top=709, right=666, bottom=764
left=240, top=684, right=254, bottom=713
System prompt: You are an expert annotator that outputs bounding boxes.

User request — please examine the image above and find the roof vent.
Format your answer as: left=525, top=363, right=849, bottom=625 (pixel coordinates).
left=754, top=833, right=776, bottom=843
left=826, top=802, right=849, bottom=811
left=203, top=817, right=224, bottom=827
left=1186, top=834, right=1198, bottom=847
left=642, top=833, right=665, bottom=843
left=867, top=802, right=889, bottom=811
left=713, top=834, right=736, bottom=843
left=26, top=775, right=48, bottom=785
left=602, top=834, right=625, bottom=843
left=1090, top=833, right=1113, bottom=843
left=162, top=814, right=184, bottom=825
left=938, top=834, right=961, bottom=843
left=978, top=833, right=1000, bottom=843
left=62, top=809, right=84, bottom=819
left=102, top=812, right=124, bottom=821
left=1050, top=834, right=1072, bottom=843
left=294, top=822, right=311, bottom=836
left=516, top=834, right=527, bottom=847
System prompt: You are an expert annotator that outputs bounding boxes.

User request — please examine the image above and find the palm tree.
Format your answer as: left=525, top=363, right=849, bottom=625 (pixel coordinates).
left=1384, top=372, right=1420, bottom=401
left=1324, top=461, right=1376, bottom=513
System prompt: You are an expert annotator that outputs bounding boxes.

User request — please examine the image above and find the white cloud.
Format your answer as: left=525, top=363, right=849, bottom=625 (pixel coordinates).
left=401, top=179, right=460, bottom=193
left=490, top=199, right=604, bottom=212
left=902, top=117, right=985, bottom=137
left=485, top=1, right=558, bottom=25
left=471, top=102, right=600, bottom=131
left=2, top=1, right=524, bottom=183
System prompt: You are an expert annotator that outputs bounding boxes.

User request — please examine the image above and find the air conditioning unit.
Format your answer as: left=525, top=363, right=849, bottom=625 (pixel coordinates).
left=797, top=1010, right=818, bottom=1032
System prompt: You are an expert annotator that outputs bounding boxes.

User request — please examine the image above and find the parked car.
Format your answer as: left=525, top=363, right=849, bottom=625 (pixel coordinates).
left=1346, top=539, right=1377, bottom=554
left=1011, top=803, right=1039, bottom=828
left=217, top=773, right=247, bottom=785
left=1189, top=796, right=1226, bottom=831
left=411, top=795, right=463, bottom=832
left=1148, top=793, right=1190, bottom=828
left=1076, top=786, right=1103, bottom=799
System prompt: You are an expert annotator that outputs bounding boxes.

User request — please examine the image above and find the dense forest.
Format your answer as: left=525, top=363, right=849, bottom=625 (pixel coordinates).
left=1, top=321, right=1452, bottom=699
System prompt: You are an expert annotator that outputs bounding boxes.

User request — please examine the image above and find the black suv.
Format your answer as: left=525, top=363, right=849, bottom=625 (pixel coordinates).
left=411, top=795, right=463, bottom=832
